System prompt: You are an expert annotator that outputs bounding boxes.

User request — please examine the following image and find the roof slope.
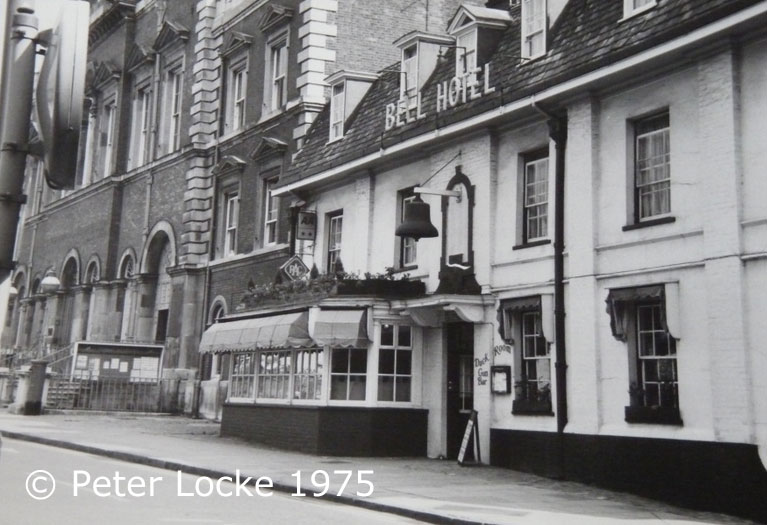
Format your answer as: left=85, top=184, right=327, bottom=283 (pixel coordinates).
left=282, top=0, right=763, bottom=187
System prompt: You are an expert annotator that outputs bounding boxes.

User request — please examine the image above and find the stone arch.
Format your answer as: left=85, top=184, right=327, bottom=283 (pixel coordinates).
left=59, top=248, right=82, bottom=288
left=118, top=248, right=137, bottom=279
left=141, top=221, right=177, bottom=274
left=11, top=265, right=28, bottom=295
left=83, top=255, right=102, bottom=284
left=207, top=295, right=228, bottom=326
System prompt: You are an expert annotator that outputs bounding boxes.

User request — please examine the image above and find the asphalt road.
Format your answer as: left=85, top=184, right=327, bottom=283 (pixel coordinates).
left=0, top=438, right=423, bottom=524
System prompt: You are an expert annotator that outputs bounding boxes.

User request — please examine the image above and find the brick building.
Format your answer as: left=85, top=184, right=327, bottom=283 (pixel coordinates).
left=0, top=0, right=480, bottom=402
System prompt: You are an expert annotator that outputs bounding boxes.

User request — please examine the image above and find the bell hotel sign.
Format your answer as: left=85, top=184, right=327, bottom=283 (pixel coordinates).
left=384, top=64, right=496, bottom=131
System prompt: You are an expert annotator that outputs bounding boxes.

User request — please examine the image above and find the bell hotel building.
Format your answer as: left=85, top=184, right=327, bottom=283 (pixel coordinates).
left=2, top=0, right=766, bottom=520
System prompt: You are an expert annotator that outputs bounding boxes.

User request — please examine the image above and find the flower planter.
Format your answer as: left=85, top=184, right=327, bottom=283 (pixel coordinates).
left=624, top=405, right=683, bottom=425
left=512, top=398, right=553, bottom=415
left=333, top=279, right=425, bottom=298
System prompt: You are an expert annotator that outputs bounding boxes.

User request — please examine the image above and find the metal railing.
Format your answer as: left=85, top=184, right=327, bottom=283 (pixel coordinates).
left=46, top=374, right=182, bottom=413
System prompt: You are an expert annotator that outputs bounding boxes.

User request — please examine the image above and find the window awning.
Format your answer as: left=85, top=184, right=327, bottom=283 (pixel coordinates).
left=605, top=285, right=666, bottom=342
left=312, top=309, right=368, bottom=348
left=499, top=296, right=541, bottom=312
left=199, top=311, right=313, bottom=354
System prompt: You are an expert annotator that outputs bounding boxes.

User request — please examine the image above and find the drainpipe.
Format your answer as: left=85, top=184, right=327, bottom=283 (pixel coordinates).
left=533, top=99, right=568, bottom=471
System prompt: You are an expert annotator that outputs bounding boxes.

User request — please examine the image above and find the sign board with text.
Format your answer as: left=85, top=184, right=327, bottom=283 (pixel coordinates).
left=296, top=211, right=317, bottom=241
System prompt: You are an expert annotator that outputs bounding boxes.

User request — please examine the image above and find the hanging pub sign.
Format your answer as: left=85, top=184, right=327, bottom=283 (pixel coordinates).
left=280, top=255, right=310, bottom=281
left=384, top=64, right=496, bottom=131
left=296, top=211, right=317, bottom=241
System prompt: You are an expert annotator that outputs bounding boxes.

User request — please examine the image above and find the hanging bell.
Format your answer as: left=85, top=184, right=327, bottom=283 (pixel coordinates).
left=395, top=195, right=438, bottom=241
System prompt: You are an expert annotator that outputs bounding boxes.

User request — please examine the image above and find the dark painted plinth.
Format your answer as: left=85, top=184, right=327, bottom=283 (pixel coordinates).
left=491, top=429, right=767, bottom=523
left=222, top=404, right=428, bottom=457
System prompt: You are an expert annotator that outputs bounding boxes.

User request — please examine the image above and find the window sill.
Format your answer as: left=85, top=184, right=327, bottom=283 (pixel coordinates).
left=392, top=265, right=418, bottom=274
left=512, top=239, right=551, bottom=251
left=622, top=216, right=675, bottom=231
left=624, top=405, right=682, bottom=426
left=512, top=399, right=553, bottom=415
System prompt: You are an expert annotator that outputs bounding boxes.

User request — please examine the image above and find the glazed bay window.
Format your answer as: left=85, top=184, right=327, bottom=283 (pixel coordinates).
left=606, top=284, right=682, bottom=425
left=224, top=190, right=239, bottom=256
left=264, top=179, right=278, bottom=246
left=293, top=349, right=323, bottom=401
left=521, top=0, right=546, bottom=59
left=523, top=155, right=549, bottom=242
left=378, top=324, right=412, bottom=402
left=257, top=350, right=291, bottom=399
left=330, top=348, right=367, bottom=401
left=326, top=211, right=343, bottom=273
left=635, top=112, right=671, bottom=221
left=230, top=353, right=256, bottom=400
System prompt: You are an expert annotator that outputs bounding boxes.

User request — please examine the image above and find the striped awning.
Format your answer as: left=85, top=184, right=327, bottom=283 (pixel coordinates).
left=199, top=311, right=313, bottom=354
left=312, top=309, right=368, bottom=348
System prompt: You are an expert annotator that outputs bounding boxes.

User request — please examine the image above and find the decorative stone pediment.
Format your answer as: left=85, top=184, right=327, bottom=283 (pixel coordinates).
left=126, top=44, right=156, bottom=72
left=153, top=20, right=189, bottom=52
left=91, top=61, right=121, bottom=90
left=250, top=136, right=288, bottom=160
left=212, top=155, right=247, bottom=175
left=259, top=5, right=294, bottom=33
left=221, top=31, right=254, bottom=58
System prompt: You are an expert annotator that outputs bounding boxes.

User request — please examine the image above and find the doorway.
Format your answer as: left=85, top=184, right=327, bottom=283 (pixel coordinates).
left=446, top=322, right=474, bottom=459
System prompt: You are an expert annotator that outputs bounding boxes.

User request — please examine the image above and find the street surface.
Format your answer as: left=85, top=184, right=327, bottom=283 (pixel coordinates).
left=0, top=438, right=422, bottom=524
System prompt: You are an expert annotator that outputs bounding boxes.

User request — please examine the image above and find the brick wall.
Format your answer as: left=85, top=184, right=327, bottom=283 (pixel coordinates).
left=222, top=403, right=428, bottom=456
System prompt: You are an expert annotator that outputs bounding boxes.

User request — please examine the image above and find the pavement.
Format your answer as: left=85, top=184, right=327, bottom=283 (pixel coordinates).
left=0, top=412, right=755, bottom=525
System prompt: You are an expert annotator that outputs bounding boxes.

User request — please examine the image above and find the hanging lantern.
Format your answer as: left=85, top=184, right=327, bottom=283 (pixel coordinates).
left=395, top=195, right=438, bottom=241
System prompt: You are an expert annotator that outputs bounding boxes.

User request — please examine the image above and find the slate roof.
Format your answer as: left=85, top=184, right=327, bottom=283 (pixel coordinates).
left=281, top=0, right=763, bottom=188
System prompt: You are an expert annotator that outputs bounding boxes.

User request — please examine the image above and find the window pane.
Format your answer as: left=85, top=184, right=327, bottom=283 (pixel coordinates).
left=349, top=375, right=366, bottom=400
left=396, top=350, right=411, bottom=375
left=395, top=377, right=411, bottom=402
left=331, top=349, right=348, bottom=373
left=380, top=324, right=394, bottom=346
left=398, top=325, right=412, bottom=347
left=379, top=349, right=395, bottom=374
left=330, top=376, right=348, bottom=400
left=349, top=349, right=367, bottom=373
left=377, top=376, right=394, bottom=401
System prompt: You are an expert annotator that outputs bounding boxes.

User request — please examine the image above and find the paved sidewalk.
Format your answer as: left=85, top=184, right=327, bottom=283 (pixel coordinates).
left=0, top=412, right=754, bottom=524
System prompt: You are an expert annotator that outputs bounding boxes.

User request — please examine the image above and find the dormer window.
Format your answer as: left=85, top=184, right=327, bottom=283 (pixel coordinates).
left=330, top=83, right=345, bottom=141
left=446, top=5, right=510, bottom=73
left=623, top=0, right=656, bottom=18
left=521, top=0, right=547, bottom=60
left=402, top=44, right=418, bottom=99
left=326, top=70, right=377, bottom=143
left=455, top=30, right=477, bottom=77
